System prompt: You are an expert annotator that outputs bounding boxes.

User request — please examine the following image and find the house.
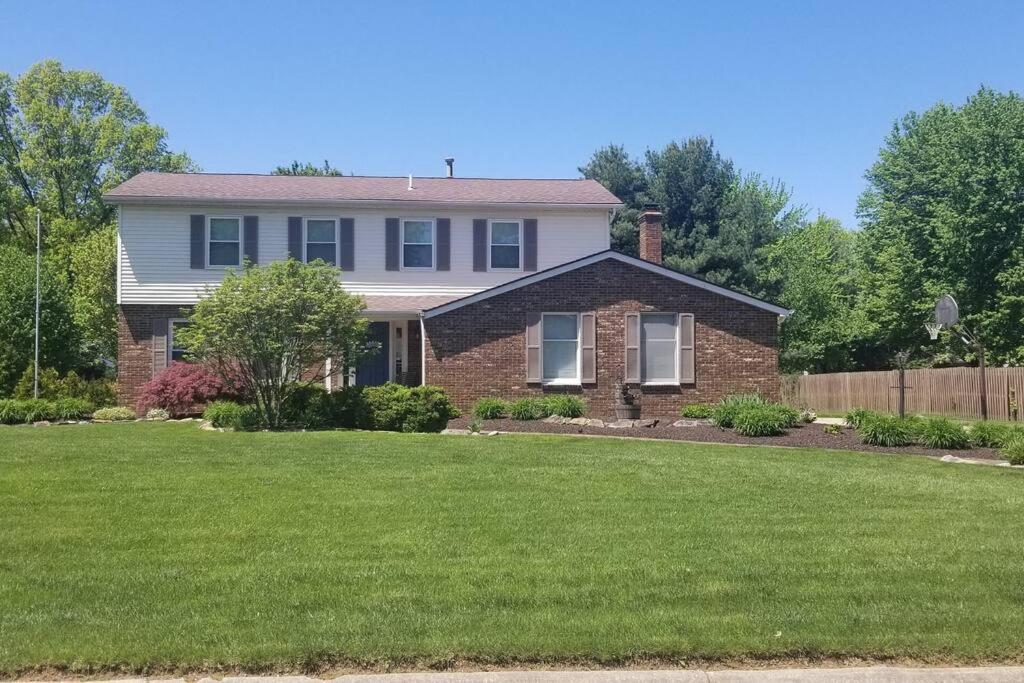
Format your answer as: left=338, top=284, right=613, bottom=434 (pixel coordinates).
left=104, top=167, right=787, bottom=416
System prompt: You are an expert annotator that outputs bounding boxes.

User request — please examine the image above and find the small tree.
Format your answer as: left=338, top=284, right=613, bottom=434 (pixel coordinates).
left=177, top=260, right=370, bottom=428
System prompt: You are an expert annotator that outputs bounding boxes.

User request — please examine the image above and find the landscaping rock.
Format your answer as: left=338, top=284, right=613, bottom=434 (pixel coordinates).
left=635, top=418, right=659, bottom=428
left=487, top=430, right=499, bottom=436
left=441, top=428, right=472, bottom=435
left=32, top=420, right=51, bottom=427
left=542, top=415, right=563, bottom=424
left=585, top=418, right=606, bottom=428
left=567, top=417, right=589, bottom=426
left=672, top=419, right=711, bottom=427
left=606, top=419, right=636, bottom=428
left=199, top=420, right=221, bottom=432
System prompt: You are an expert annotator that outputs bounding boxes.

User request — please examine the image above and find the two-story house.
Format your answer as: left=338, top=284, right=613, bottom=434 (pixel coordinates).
left=105, top=170, right=786, bottom=416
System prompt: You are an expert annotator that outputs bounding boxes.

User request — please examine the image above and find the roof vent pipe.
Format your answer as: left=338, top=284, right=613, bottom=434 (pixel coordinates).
left=444, top=157, right=454, bottom=178
left=408, top=174, right=413, bottom=190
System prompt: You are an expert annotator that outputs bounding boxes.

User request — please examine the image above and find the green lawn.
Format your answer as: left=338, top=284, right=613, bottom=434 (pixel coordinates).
left=1, top=423, right=1023, bottom=674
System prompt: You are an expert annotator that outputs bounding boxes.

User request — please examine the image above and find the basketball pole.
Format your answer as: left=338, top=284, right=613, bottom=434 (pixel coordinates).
left=34, top=208, right=41, bottom=400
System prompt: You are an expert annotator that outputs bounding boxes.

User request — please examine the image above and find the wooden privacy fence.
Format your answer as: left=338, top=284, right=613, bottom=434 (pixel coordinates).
left=784, top=367, right=1024, bottom=421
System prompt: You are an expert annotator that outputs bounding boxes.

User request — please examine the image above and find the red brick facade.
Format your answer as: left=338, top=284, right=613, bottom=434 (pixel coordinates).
left=423, top=258, right=780, bottom=417
left=117, top=304, right=191, bottom=406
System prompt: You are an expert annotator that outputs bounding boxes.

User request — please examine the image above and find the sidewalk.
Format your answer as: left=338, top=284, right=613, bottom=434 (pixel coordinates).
left=38, top=668, right=1024, bottom=683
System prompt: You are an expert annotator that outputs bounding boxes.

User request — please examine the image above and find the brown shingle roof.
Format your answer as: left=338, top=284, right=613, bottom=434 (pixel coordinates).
left=104, top=172, right=622, bottom=206
left=361, top=294, right=464, bottom=313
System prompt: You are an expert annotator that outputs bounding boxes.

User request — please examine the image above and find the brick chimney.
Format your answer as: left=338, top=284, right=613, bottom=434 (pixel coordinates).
left=638, top=204, right=663, bottom=265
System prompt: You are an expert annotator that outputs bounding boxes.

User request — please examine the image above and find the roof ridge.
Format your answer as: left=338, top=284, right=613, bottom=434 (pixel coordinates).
left=140, top=171, right=598, bottom=182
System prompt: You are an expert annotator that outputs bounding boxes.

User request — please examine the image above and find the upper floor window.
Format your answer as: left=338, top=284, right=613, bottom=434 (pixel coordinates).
left=305, top=218, right=338, bottom=265
left=402, top=219, right=434, bottom=270
left=169, top=319, right=190, bottom=363
left=489, top=220, right=522, bottom=270
left=207, top=217, right=241, bottom=267
left=542, top=313, right=580, bottom=385
left=641, top=313, right=678, bottom=384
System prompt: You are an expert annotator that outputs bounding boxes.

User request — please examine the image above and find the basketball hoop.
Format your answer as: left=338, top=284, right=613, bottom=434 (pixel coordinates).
left=925, top=322, right=942, bottom=341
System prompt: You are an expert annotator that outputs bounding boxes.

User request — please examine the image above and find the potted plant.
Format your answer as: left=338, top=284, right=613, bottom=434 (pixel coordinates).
left=614, top=382, right=641, bottom=419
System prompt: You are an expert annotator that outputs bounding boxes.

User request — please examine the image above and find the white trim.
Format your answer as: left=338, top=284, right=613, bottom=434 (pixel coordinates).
left=541, top=312, right=582, bottom=386
left=116, top=206, right=123, bottom=305
left=420, top=317, right=427, bottom=386
left=104, top=196, right=623, bottom=212
left=167, top=318, right=190, bottom=364
left=424, top=251, right=792, bottom=318
left=639, top=312, right=679, bottom=385
left=400, top=218, right=436, bottom=271
left=302, top=216, right=339, bottom=265
left=487, top=218, right=523, bottom=272
left=205, top=215, right=242, bottom=268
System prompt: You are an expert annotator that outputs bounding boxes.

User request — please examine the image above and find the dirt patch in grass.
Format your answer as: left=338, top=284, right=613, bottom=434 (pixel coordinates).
left=447, top=417, right=1004, bottom=460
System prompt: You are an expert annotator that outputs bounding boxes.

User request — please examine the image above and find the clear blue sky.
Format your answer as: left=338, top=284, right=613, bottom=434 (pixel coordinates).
left=3, top=1, right=1022, bottom=228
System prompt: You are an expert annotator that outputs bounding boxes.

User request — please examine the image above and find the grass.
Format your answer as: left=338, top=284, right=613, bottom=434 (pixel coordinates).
left=1, top=423, right=1024, bottom=674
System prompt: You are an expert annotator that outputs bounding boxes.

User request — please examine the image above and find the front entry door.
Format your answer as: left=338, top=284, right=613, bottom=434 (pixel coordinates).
left=356, top=322, right=390, bottom=386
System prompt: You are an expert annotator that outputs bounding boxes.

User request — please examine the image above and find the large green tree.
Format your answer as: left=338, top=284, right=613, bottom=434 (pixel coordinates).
left=856, top=86, right=1024, bottom=365
left=0, top=60, right=193, bottom=364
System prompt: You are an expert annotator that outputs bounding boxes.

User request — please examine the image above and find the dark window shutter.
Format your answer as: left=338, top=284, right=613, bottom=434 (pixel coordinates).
left=473, top=219, right=487, bottom=271
left=526, top=312, right=542, bottom=383
left=680, top=313, right=695, bottom=384
left=190, top=215, right=205, bottom=269
left=436, top=218, right=451, bottom=271
left=287, top=217, right=303, bottom=261
left=339, top=218, right=355, bottom=271
left=523, top=218, right=538, bottom=271
left=152, top=318, right=168, bottom=374
left=243, top=215, right=259, bottom=265
left=581, top=311, right=596, bottom=384
left=385, top=218, right=400, bottom=270
left=624, top=313, right=640, bottom=383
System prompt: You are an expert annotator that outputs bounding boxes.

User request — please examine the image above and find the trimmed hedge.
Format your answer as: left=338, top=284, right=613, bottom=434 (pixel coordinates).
left=360, top=384, right=459, bottom=432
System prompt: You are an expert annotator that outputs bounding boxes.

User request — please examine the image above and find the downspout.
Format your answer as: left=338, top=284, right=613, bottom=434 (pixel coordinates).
left=419, top=314, right=427, bottom=386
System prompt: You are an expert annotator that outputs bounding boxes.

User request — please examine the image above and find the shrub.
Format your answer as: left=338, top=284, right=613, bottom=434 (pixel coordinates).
left=543, top=395, right=586, bottom=418
left=845, top=408, right=880, bottom=429
left=473, top=397, right=509, bottom=420
left=823, top=423, right=843, bottom=436
left=968, top=421, right=1013, bottom=449
left=733, top=404, right=788, bottom=437
left=917, top=417, right=970, bottom=450
left=509, top=397, right=546, bottom=420
left=136, top=362, right=243, bottom=418
left=711, top=394, right=768, bottom=428
left=360, top=383, right=459, bottom=433
left=281, top=382, right=336, bottom=429
left=680, top=403, right=714, bottom=419
left=774, top=404, right=801, bottom=428
left=859, top=415, right=915, bottom=447
left=52, top=398, right=94, bottom=420
left=203, top=400, right=263, bottom=431
left=19, top=399, right=57, bottom=422
left=13, top=366, right=115, bottom=406
left=92, top=407, right=136, bottom=421
left=799, top=408, right=817, bottom=423
left=0, top=399, right=27, bottom=424
left=145, top=408, right=170, bottom=421
left=1001, top=437, right=1024, bottom=465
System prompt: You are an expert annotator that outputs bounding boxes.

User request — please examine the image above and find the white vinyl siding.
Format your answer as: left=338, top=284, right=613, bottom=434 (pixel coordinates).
left=117, top=206, right=610, bottom=305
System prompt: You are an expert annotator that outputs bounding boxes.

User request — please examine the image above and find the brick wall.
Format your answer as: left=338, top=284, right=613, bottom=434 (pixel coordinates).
left=423, top=258, right=780, bottom=417
left=117, top=304, right=190, bottom=406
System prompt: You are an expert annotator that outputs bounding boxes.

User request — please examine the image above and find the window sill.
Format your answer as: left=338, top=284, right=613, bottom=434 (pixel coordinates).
left=542, top=379, right=581, bottom=386
left=641, top=381, right=680, bottom=387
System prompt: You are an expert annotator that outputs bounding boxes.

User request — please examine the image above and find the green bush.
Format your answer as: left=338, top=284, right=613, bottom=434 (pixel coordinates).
left=360, top=383, right=459, bottom=433
left=680, top=403, right=713, bottom=418
left=711, top=394, right=768, bottom=428
left=859, top=415, right=915, bottom=447
left=774, top=404, right=801, bottom=428
left=13, top=365, right=116, bottom=406
left=202, top=400, right=263, bottom=431
left=543, top=395, right=586, bottom=418
left=968, top=421, right=1015, bottom=449
left=0, top=399, right=27, bottom=424
left=823, top=423, right=843, bottom=436
left=473, top=397, right=509, bottom=420
left=92, top=406, right=136, bottom=422
left=52, top=398, right=94, bottom=420
left=1001, top=438, right=1024, bottom=465
left=281, top=382, right=336, bottom=429
left=733, top=404, right=788, bottom=437
left=509, top=397, right=546, bottom=420
left=917, top=417, right=970, bottom=450
left=19, top=399, right=57, bottom=422
left=845, top=408, right=881, bottom=429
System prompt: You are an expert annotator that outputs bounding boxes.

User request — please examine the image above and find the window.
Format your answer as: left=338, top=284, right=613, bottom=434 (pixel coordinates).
left=641, top=313, right=678, bottom=383
left=401, top=219, right=434, bottom=269
left=489, top=220, right=522, bottom=270
left=542, top=313, right=580, bottom=384
left=168, top=319, right=190, bottom=363
left=305, top=218, right=338, bottom=265
left=207, top=217, right=241, bottom=267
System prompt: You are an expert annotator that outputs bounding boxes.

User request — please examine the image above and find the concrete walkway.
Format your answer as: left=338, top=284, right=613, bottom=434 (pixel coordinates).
left=37, top=668, right=1024, bottom=683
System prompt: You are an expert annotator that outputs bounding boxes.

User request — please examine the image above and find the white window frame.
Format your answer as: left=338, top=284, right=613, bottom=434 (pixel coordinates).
left=167, top=318, right=190, bottom=364
left=640, top=312, right=679, bottom=385
left=303, top=216, right=339, bottom=265
left=541, top=312, right=582, bottom=386
left=487, top=218, right=523, bottom=272
left=206, top=216, right=242, bottom=268
left=400, top=218, right=436, bottom=271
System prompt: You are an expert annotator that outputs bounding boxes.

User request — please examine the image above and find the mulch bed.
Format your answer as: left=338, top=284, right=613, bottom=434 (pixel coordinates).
left=446, top=417, right=1004, bottom=461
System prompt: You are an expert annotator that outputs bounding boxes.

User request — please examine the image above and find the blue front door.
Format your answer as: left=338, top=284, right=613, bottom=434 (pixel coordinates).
left=356, top=322, right=390, bottom=386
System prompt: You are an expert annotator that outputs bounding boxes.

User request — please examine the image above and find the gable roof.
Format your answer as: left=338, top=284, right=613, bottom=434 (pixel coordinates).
left=423, top=250, right=792, bottom=318
left=103, top=172, right=623, bottom=207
